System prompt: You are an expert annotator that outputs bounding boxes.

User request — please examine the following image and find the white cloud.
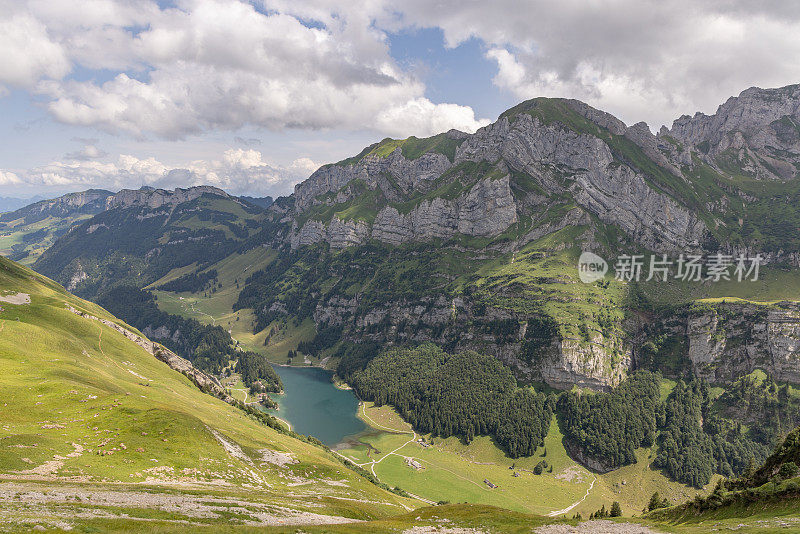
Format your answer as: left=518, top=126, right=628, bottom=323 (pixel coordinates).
left=0, top=8, right=70, bottom=88
left=376, top=98, right=490, bottom=137
left=65, top=144, right=107, bottom=160
left=3, top=148, right=313, bottom=196
left=10, top=0, right=489, bottom=139
left=389, top=0, right=800, bottom=128
left=0, top=171, right=22, bottom=185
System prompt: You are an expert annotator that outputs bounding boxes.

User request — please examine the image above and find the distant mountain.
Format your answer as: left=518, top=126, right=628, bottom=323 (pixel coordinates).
left=34, top=185, right=270, bottom=298
left=0, top=194, right=46, bottom=213
left=0, top=189, right=113, bottom=221
left=0, top=189, right=113, bottom=264
left=240, top=195, right=274, bottom=209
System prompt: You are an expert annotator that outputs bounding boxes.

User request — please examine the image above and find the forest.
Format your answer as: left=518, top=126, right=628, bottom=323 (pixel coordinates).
left=350, top=343, right=553, bottom=457
left=655, top=379, right=769, bottom=487
left=156, top=268, right=219, bottom=293
left=559, top=371, right=660, bottom=470
left=343, top=340, right=783, bottom=487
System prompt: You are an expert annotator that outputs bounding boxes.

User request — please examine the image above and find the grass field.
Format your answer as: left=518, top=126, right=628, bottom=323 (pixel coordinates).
left=0, top=256, right=416, bottom=531
left=151, top=246, right=321, bottom=364
left=337, top=401, right=712, bottom=519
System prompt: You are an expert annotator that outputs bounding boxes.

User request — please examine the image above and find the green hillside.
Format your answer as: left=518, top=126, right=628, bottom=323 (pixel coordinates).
left=645, top=427, right=800, bottom=533
left=0, top=189, right=112, bottom=265
left=0, top=256, right=416, bottom=531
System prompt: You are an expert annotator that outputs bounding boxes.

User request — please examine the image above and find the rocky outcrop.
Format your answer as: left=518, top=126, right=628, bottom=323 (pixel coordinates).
left=294, top=148, right=452, bottom=211
left=312, top=292, right=631, bottom=390
left=373, top=174, right=518, bottom=245
left=564, top=440, right=618, bottom=473
left=109, top=186, right=230, bottom=210
left=668, top=85, right=800, bottom=149
left=291, top=174, right=518, bottom=248
left=541, top=337, right=631, bottom=390
left=456, top=112, right=706, bottom=251
left=290, top=218, right=370, bottom=248
left=665, top=84, right=800, bottom=180
left=570, top=159, right=705, bottom=251
left=686, top=302, right=800, bottom=384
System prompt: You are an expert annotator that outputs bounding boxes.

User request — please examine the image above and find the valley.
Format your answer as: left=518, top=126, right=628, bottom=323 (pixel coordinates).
left=4, top=82, right=800, bottom=532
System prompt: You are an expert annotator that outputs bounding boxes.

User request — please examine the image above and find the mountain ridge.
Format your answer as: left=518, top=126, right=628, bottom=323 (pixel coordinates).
left=286, top=85, right=800, bottom=263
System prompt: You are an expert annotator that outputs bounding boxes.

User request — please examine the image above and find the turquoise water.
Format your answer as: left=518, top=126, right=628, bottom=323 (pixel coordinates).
left=267, top=365, right=366, bottom=447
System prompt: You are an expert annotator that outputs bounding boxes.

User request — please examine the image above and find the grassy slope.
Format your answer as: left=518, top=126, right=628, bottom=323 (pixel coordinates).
left=151, top=246, right=318, bottom=364
left=0, top=256, right=415, bottom=531
left=643, top=498, right=800, bottom=534
left=0, top=213, right=92, bottom=265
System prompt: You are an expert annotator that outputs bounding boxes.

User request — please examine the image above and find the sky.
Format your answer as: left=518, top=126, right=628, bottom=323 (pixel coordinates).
left=2, top=0, right=800, bottom=200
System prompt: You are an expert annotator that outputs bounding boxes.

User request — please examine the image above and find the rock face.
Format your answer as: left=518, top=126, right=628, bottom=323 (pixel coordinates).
left=295, top=147, right=453, bottom=212
left=456, top=111, right=704, bottom=251
left=109, top=186, right=230, bottom=209
left=311, top=292, right=631, bottom=391
left=686, top=302, right=800, bottom=384
left=290, top=218, right=370, bottom=249
left=664, top=84, right=800, bottom=180
left=288, top=98, right=708, bottom=253
left=293, top=174, right=519, bottom=248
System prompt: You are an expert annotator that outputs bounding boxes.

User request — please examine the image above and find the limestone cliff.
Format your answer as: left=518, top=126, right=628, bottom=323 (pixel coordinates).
left=686, top=302, right=800, bottom=384
left=664, top=84, right=800, bottom=180
left=288, top=98, right=708, bottom=253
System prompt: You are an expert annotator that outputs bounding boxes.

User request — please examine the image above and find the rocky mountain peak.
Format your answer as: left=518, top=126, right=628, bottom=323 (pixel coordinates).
left=108, top=185, right=229, bottom=210
left=663, top=84, right=800, bottom=179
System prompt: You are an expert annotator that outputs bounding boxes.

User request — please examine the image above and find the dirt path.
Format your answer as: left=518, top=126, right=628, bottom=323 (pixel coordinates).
left=96, top=324, right=126, bottom=372
left=229, top=387, right=265, bottom=407
left=547, top=474, right=596, bottom=517
left=356, top=402, right=417, bottom=476
left=334, top=404, right=434, bottom=507
left=349, top=403, right=542, bottom=513
left=189, top=301, right=216, bottom=325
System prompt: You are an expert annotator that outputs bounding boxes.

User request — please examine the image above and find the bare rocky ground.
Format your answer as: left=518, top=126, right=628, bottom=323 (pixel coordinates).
left=0, top=480, right=358, bottom=531
left=534, top=520, right=664, bottom=534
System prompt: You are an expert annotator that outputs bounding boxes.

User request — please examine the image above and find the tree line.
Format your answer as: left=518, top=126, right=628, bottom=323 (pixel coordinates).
left=349, top=343, right=553, bottom=458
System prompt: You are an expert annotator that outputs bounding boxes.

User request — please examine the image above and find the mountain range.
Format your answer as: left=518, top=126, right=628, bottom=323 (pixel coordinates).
left=3, top=83, right=800, bottom=530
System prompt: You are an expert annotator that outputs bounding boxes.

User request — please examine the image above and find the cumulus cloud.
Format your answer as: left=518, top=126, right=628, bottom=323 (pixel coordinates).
left=0, top=7, right=70, bottom=89
left=389, top=0, right=800, bottom=128
left=3, top=149, right=314, bottom=197
left=0, top=171, right=22, bottom=185
left=65, top=144, right=108, bottom=160
left=4, top=0, right=800, bottom=178
left=7, top=0, right=489, bottom=139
